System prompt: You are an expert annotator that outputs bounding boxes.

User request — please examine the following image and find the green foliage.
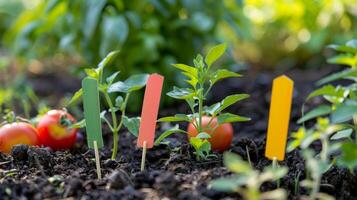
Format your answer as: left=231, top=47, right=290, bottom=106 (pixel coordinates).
left=156, top=43, right=250, bottom=160
left=288, top=118, right=341, bottom=199
left=210, top=152, right=287, bottom=200
left=69, top=51, right=147, bottom=160
left=3, top=0, right=244, bottom=92
left=298, top=39, right=357, bottom=172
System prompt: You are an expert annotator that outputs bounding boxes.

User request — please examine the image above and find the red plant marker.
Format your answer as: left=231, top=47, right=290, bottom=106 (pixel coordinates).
left=137, top=73, right=164, bottom=148
left=137, top=73, right=164, bottom=171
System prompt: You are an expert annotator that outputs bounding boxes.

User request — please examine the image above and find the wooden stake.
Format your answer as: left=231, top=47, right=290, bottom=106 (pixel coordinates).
left=140, top=141, right=147, bottom=171
left=93, top=140, right=102, bottom=179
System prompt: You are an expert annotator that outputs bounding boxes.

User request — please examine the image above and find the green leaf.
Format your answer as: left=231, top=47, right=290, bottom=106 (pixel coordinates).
left=328, top=44, right=357, bottom=54
left=297, top=105, right=332, bottom=124
left=167, top=87, right=195, bottom=99
left=317, top=69, right=357, bottom=85
left=346, top=39, right=357, bottom=49
left=97, top=51, right=120, bottom=72
left=204, top=103, right=221, bottom=116
left=327, top=54, right=356, bottom=67
left=108, top=74, right=149, bottom=93
left=338, top=141, right=357, bottom=169
left=196, top=132, right=211, bottom=139
left=210, top=177, right=241, bottom=192
left=217, top=113, right=250, bottom=124
left=154, top=125, right=183, bottom=145
left=85, top=68, right=98, bottom=79
left=190, top=137, right=205, bottom=151
left=106, top=71, right=120, bottom=85
left=67, top=89, right=83, bottom=106
left=331, top=129, right=353, bottom=140
left=307, top=85, right=346, bottom=101
left=158, top=114, right=191, bottom=122
left=214, top=94, right=249, bottom=115
left=172, top=63, right=198, bottom=87
left=210, top=69, right=242, bottom=85
left=205, top=43, right=227, bottom=67
left=223, top=152, right=251, bottom=174
left=100, top=15, right=128, bottom=57
left=123, top=116, right=140, bottom=137
left=71, top=119, right=86, bottom=129
left=331, top=103, right=357, bottom=123
left=172, top=63, right=198, bottom=76
left=115, top=96, right=124, bottom=108
left=83, top=0, right=107, bottom=39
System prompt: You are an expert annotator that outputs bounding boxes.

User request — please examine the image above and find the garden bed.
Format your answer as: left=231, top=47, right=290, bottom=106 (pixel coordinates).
left=1, top=68, right=356, bottom=200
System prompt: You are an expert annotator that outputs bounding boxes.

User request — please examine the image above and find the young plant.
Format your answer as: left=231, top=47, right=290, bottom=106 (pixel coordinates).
left=156, top=43, right=250, bottom=160
left=69, top=51, right=148, bottom=160
left=298, top=39, right=357, bottom=171
left=288, top=118, right=343, bottom=199
left=210, top=152, right=287, bottom=200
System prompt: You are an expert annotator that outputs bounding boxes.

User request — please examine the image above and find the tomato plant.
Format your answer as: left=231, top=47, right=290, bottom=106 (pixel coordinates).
left=37, top=110, right=77, bottom=150
left=69, top=51, right=148, bottom=160
left=155, top=43, right=250, bottom=160
left=0, top=122, right=40, bottom=154
left=187, top=116, right=233, bottom=152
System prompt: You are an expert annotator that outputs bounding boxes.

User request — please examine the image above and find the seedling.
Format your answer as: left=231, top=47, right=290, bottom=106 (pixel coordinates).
left=137, top=74, right=164, bottom=171
left=210, top=152, right=288, bottom=200
left=288, top=118, right=343, bottom=199
left=69, top=51, right=148, bottom=160
left=157, top=43, right=250, bottom=160
left=298, top=39, right=357, bottom=171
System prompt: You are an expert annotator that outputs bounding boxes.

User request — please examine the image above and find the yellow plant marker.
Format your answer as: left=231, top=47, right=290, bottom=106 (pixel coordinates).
left=265, top=75, right=294, bottom=161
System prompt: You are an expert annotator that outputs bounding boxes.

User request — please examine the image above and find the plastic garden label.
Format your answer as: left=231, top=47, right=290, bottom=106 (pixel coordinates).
left=265, top=75, right=294, bottom=161
left=82, top=77, right=104, bottom=149
left=137, top=73, right=164, bottom=148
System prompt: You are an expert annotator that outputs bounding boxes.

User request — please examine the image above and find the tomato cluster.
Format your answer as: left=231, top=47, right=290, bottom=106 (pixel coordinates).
left=0, top=110, right=77, bottom=154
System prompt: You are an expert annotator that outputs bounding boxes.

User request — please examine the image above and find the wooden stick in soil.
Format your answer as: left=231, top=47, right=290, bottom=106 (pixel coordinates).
left=93, top=140, right=102, bottom=179
left=140, top=141, right=147, bottom=171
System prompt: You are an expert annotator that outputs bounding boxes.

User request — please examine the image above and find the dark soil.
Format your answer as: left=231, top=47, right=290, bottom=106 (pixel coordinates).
left=1, top=68, right=357, bottom=200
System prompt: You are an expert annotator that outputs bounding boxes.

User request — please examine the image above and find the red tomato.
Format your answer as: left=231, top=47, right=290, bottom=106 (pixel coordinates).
left=187, top=116, right=233, bottom=152
left=37, top=110, right=77, bottom=150
left=0, top=122, right=40, bottom=154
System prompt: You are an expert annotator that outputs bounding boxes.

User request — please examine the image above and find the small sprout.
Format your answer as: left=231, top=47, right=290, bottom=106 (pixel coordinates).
left=210, top=152, right=287, bottom=200
left=288, top=118, right=342, bottom=199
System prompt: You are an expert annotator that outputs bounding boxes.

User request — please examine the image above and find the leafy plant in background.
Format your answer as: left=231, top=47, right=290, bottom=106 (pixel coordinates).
left=155, top=43, right=250, bottom=160
left=69, top=51, right=148, bottom=160
left=3, top=0, right=246, bottom=94
left=210, top=152, right=287, bottom=200
left=288, top=118, right=342, bottom=200
left=298, top=39, right=357, bottom=171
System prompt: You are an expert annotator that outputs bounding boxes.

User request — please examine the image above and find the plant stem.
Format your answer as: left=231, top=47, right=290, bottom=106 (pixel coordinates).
left=104, top=93, right=119, bottom=160
left=198, top=88, right=203, bottom=133
left=353, top=115, right=357, bottom=143
left=321, top=137, right=329, bottom=161
left=272, top=158, right=280, bottom=188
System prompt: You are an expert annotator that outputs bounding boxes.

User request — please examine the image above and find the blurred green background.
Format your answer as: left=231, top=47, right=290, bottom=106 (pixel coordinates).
left=0, top=0, right=356, bottom=114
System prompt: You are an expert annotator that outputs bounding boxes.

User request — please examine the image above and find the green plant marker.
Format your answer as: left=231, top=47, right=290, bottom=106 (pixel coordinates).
left=82, top=77, right=104, bottom=149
